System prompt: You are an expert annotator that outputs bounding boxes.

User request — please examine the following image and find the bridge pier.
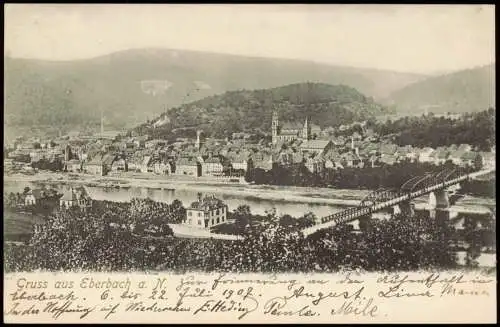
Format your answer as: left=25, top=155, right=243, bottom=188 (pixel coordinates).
left=392, top=201, right=415, bottom=217
left=429, top=189, right=450, bottom=221
left=429, top=189, right=450, bottom=210
left=358, top=215, right=372, bottom=232
left=348, top=214, right=372, bottom=232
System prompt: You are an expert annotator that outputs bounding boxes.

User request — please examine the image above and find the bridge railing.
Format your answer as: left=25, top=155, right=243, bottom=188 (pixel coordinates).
left=311, top=170, right=470, bottom=230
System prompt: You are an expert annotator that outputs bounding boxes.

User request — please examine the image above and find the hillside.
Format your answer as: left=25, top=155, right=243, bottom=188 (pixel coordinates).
left=384, top=64, right=495, bottom=114
left=4, top=48, right=424, bottom=139
left=139, top=82, right=389, bottom=138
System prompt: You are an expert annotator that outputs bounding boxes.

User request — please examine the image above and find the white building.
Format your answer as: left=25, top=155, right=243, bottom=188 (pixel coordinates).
left=184, top=194, right=228, bottom=229
left=201, top=156, right=225, bottom=177
left=418, top=147, right=435, bottom=163
left=60, top=187, right=92, bottom=209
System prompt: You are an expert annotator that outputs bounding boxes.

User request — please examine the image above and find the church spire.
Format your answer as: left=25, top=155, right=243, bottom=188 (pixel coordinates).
left=303, top=116, right=310, bottom=141
left=272, top=111, right=279, bottom=145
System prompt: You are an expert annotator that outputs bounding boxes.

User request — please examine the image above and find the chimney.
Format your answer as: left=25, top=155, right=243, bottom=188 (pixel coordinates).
left=197, top=192, right=203, bottom=203
left=351, top=136, right=355, bottom=150
left=355, top=147, right=359, bottom=156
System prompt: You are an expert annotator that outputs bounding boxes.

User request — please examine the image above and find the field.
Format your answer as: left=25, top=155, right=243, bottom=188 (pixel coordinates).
left=4, top=210, right=46, bottom=241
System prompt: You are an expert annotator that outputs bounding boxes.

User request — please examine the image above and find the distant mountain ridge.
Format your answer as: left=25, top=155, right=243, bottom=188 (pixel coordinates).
left=4, top=47, right=425, bottom=138
left=384, top=64, right=496, bottom=113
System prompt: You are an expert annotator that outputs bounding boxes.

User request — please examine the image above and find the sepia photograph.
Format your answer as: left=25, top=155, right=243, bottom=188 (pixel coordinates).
left=3, top=4, right=496, bottom=323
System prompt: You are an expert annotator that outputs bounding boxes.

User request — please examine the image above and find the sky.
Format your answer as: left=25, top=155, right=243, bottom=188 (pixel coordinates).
left=4, top=4, right=495, bottom=75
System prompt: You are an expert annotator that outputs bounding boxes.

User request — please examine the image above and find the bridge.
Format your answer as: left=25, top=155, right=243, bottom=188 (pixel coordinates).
left=301, top=168, right=495, bottom=237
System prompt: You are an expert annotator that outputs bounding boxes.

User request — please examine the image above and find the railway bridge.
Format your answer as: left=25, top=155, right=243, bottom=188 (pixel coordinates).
left=301, top=168, right=494, bottom=237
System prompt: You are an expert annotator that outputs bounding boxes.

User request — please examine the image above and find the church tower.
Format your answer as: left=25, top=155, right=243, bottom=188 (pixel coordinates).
left=272, top=111, right=279, bottom=145
left=302, top=116, right=311, bottom=141
left=196, top=130, right=203, bottom=151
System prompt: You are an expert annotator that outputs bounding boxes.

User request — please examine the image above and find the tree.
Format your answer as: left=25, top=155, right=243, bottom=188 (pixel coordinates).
left=171, top=199, right=183, bottom=211
left=473, top=154, right=483, bottom=171
left=463, top=217, right=482, bottom=267
left=234, top=205, right=251, bottom=232
left=298, top=212, right=317, bottom=228
left=279, top=214, right=295, bottom=227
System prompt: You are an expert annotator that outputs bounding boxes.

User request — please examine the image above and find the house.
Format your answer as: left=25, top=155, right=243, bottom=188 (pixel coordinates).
left=84, top=154, right=113, bottom=176
left=202, top=156, right=225, bottom=177
left=48, top=147, right=64, bottom=157
left=396, top=146, right=418, bottom=162
left=277, top=149, right=295, bottom=166
left=300, top=140, right=333, bottom=155
left=324, top=159, right=335, bottom=169
left=305, top=155, right=325, bottom=174
left=252, top=153, right=278, bottom=172
left=184, top=194, right=228, bottom=229
left=457, top=144, right=472, bottom=152
left=140, top=156, right=154, bottom=173
left=433, top=149, right=450, bottom=165
left=418, top=147, right=435, bottom=163
left=480, top=152, right=495, bottom=170
left=67, top=159, right=82, bottom=172
left=460, top=151, right=483, bottom=169
left=60, top=187, right=92, bottom=209
left=24, top=189, right=44, bottom=206
left=367, top=154, right=380, bottom=168
left=332, top=136, right=347, bottom=147
left=133, top=138, right=147, bottom=149
left=154, top=159, right=172, bottom=175
left=338, top=124, right=349, bottom=132
left=145, top=139, right=167, bottom=149
left=291, top=151, right=305, bottom=165
left=174, top=157, right=201, bottom=177
left=380, top=143, right=398, bottom=157
left=29, top=149, right=48, bottom=163
left=111, top=157, right=128, bottom=172
left=324, top=151, right=343, bottom=170
left=98, top=130, right=122, bottom=141
left=380, top=154, right=398, bottom=166
left=24, top=188, right=58, bottom=207
left=232, top=132, right=252, bottom=140
left=342, top=152, right=363, bottom=168
left=449, top=150, right=468, bottom=166
left=229, top=153, right=253, bottom=172
left=351, top=132, right=362, bottom=141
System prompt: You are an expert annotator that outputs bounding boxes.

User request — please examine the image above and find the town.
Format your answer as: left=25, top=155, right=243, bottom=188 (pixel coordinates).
left=4, top=108, right=496, bottom=271
left=4, top=110, right=495, bottom=182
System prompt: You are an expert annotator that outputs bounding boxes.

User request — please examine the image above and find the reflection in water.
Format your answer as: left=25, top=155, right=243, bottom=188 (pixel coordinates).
left=3, top=182, right=344, bottom=217
left=4, top=181, right=494, bottom=217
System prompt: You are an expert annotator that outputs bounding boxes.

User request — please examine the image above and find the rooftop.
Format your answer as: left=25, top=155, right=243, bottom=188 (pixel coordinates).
left=177, top=157, right=199, bottom=166
left=189, top=195, right=226, bottom=212
left=300, top=140, right=332, bottom=150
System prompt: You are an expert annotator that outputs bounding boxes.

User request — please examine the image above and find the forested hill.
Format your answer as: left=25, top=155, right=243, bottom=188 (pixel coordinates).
left=140, top=82, right=389, bottom=138
left=4, top=47, right=423, bottom=139
left=384, top=64, right=495, bottom=114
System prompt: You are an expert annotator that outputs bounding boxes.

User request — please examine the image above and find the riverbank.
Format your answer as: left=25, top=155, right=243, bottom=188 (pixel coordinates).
left=4, top=171, right=497, bottom=210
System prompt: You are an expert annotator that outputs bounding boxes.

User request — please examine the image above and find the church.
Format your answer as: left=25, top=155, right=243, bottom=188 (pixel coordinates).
left=272, top=111, right=313, bottom=144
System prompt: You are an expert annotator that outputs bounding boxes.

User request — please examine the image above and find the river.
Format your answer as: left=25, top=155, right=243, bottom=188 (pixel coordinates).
left=3, top=180, right=495, bottom=218
left=4, top=179, right=496, bottom=267
left=3, top=181, right=348, bottom=217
